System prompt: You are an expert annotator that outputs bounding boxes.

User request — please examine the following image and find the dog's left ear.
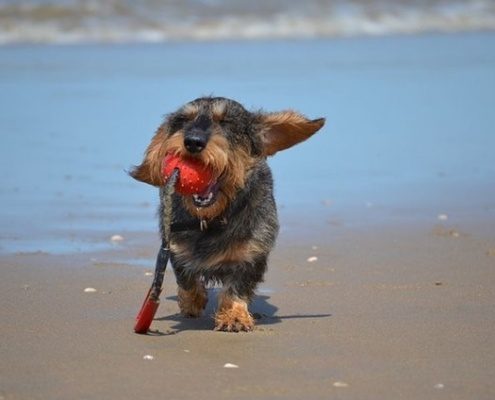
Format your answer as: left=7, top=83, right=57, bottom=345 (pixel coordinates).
left=129, top=125, right=168, bottom=186
left=257, top=111, right=325, bottom=156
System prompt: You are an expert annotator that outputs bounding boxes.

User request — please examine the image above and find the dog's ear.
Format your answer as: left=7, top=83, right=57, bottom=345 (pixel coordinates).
left=129, top=125, right=167, bottom=186
left=257, top=111, right=325, bottom=156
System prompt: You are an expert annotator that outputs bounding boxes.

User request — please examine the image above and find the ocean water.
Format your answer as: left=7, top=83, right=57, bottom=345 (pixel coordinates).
left=0, top=0, right=494, bottom=44
left=0, top=32, right=494, bottom=253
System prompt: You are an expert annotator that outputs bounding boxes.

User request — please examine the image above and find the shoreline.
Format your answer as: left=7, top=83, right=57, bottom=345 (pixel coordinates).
left=1, top=30, right=494, bottom=48
left=3, top=176, right=494, bottom=256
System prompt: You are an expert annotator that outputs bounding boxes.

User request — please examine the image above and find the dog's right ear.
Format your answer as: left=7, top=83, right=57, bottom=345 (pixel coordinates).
left=129, top=125, right=167, bottom=186
left=257, top=110, right=325, bottom=156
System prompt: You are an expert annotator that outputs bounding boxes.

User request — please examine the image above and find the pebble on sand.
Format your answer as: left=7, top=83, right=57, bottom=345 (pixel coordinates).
left=143, top=355, right=154, bottom=360
left=83, top=287, right=97, bottom=293
left=333, top=381, right=349, bottom=388
left=486, top=249, right=495, bottom=257
left=110, top=234, right=124, bottom=243
left=433, top=226, right=461, bottom=238
left=223, top=363, right=239, bottom=368
left=307, top=256, right=318, bottom=263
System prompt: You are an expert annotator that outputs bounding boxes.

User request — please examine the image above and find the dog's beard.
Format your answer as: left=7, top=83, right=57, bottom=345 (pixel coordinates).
left=163, top=132, right=253, bottom=220
left=185, top=152, right=253, bottom=220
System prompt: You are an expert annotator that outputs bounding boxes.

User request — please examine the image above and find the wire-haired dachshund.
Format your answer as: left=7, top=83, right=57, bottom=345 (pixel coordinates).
left=131, top=97, right=324, bottom=332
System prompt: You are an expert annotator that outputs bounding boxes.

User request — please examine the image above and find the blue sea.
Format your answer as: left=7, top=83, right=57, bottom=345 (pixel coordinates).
left=1, top=32, right=495, bottom=253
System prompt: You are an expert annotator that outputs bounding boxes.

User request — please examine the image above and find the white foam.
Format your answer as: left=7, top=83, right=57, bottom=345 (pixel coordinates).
left=0, top=0, right=494, bottom=44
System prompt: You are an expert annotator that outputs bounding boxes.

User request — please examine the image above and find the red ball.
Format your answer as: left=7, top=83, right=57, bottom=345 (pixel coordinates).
left=162, top=154, right=214, bottom=195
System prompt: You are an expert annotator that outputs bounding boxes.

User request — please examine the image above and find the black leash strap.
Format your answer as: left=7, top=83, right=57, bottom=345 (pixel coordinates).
left=149, top=169, right=178, bottom=300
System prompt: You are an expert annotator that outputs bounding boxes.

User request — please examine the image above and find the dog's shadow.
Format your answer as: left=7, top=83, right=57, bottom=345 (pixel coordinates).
left=153, top=289, right=331, bottom=335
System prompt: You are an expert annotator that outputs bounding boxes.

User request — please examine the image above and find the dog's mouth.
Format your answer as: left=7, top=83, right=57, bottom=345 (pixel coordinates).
left=192, top=180, right=219, bottom=208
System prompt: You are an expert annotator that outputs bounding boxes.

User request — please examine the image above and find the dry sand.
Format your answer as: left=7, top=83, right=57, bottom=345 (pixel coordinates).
left=1, top=222, right=494, bottom=400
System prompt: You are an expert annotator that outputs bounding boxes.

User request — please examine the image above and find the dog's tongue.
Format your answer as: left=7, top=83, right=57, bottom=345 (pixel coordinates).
left=162, top=154, right=214, bottom=196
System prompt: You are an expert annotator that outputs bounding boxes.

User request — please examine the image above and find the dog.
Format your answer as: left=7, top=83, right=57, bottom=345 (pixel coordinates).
left=131, top=97, right=324, bottom=332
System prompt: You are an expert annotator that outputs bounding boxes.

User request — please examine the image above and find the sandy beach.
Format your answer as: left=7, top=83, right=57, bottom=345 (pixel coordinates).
left=1, top=223, right=494, bottom=399
left=1, top=32, right=495, bottom=399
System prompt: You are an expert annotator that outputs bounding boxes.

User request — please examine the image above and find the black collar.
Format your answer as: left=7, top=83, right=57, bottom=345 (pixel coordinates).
left=170, top=191, right=249, bottom=233
left=170, top=217, right=227, bottom=233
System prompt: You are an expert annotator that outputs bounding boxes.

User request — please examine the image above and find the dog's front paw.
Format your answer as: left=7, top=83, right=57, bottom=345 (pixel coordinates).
left=214, top=295, right=254, bottom=332
left=178, top=285, right=207, bottom=318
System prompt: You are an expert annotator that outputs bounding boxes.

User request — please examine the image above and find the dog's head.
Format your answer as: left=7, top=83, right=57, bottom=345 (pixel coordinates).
left=130, top=97, right=325, bottom=219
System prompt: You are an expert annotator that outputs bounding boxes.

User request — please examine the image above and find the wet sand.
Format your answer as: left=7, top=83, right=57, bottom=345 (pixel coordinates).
left=1, top=219, right=494, bottom=399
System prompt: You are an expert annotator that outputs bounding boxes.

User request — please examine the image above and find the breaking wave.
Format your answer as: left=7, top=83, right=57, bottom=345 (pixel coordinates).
left=1, top=0, right=494, bottom=44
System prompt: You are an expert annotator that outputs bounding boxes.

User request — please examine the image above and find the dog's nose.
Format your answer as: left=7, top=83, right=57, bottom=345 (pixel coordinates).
left=184, top=135, right=207, bottom=154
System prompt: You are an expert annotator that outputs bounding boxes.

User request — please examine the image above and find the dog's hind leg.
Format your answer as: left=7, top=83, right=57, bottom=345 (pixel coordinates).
left=177, top=281, right=208, bottom=318
left=172, top=263, right=208, bottom=318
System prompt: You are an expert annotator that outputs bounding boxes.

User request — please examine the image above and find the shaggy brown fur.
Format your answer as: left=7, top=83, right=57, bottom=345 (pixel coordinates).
left=131, top=97, right=324, bottom=331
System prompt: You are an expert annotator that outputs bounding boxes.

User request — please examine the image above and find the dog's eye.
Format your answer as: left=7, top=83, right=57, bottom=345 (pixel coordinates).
left=169, top=115, right=189, bottom=132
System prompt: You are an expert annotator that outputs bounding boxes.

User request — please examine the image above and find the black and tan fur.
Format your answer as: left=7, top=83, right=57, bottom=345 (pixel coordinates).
left=131, top=97, right=324, bottom=332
